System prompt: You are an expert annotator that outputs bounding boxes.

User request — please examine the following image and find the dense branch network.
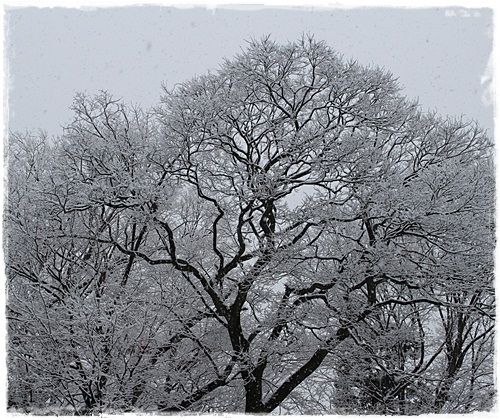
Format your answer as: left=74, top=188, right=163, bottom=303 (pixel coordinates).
left=6, top=36, right=494, bottom=415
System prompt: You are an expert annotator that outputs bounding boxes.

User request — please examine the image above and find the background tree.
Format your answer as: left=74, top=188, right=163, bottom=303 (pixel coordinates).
left=6, top=36, right=494, bottom=414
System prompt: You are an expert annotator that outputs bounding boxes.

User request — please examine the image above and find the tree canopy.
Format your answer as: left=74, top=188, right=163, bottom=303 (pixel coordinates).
left=6, top=36, right=495, bottom=415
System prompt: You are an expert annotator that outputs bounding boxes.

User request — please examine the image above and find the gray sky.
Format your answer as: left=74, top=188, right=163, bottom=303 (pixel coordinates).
left=4, top=5, right=494, bottom=136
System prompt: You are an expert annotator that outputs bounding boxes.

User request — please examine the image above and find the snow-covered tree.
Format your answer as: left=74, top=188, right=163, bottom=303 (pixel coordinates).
left=6, top=36, right=494, bottom=414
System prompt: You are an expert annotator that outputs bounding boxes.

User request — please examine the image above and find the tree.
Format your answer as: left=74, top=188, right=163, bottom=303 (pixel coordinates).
left=6, top=36, right=494, bottom=414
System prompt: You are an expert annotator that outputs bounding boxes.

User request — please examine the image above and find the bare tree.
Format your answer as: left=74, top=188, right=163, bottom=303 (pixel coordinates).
left=6, top=36, right=494, bottom=414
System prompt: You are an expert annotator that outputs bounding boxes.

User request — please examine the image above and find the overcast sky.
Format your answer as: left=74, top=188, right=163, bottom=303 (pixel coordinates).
left=4, top=4, right=494, bottom=136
